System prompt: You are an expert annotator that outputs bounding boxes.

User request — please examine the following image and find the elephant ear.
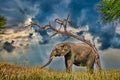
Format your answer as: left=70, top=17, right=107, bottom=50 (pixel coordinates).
left=60, top=42, right=71, bottom=56
left=64, top=43, right=71, bottom=50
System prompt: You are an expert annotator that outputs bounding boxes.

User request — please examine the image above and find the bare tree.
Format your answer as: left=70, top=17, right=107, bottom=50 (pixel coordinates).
left=29, top=15, right=97, bottom=53
left=26, top=14, right=101, bottom=69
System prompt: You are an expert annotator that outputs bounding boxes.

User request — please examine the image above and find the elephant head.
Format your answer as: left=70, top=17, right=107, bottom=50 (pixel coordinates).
left=41, top=42, right=71, bottom=68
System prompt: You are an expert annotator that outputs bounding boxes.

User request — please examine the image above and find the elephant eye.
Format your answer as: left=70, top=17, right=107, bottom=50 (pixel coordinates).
left=56, top=48, right=61, bottom=52
left=61, top=45, right=64, bottom=48
left=64, top=46, right=68, bottom=49
left=64, top=49, right=68, bottom=52
left=57, top=48, right=60, bottom=50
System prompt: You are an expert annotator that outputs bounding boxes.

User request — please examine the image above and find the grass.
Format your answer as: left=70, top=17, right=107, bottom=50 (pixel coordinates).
left=0, top=62, right=120, bottom=80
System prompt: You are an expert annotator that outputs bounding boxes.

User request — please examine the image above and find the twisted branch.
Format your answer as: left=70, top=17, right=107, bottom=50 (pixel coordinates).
left=27, top=14, right=98, bottom=54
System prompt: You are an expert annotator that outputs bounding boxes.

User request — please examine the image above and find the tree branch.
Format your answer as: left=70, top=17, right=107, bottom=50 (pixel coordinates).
left=27, top=15, right=98, bottom=54
left=47, top=22, right=98, bottom=54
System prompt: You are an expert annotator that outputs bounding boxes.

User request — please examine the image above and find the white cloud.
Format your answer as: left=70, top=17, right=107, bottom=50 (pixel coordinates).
left=84, top=32, right=93, bottom=40
left=83, top=32, right=101, bottom=48
left=115, top=23, right=120, bottom=34
left=0, top=26, right=42, bottom=55
left=24, top=16, right=32, bottom=26
left=67, top=25, right=89, bottom=33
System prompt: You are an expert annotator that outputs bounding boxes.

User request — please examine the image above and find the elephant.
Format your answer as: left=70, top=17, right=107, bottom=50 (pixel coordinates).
left=41, top=42, right=101, bottom=73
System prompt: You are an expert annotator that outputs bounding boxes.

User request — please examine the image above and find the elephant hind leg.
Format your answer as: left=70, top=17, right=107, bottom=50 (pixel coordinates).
left=86, top=55, right=95, bottom=73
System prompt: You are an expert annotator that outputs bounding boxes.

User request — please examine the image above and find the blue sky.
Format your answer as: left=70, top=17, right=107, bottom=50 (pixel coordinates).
left=0, top=0, right=120, bottom=69
left=1, top=0, right=120, bottom=50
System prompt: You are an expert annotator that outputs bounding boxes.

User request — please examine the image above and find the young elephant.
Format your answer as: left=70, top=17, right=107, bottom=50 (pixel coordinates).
left=41, top=42, right=101, bottom=73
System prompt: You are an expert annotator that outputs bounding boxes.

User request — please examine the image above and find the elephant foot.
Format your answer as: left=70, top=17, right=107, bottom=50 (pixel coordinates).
left=86, top=67, right=94, bottom=74
left=66, top=69, right=72, bottom=73
left=89, top=69, right=94, bottom=74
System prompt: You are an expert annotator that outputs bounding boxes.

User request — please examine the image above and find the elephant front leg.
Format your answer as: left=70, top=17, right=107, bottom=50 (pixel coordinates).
left=65, top=58, right=73, bottom=73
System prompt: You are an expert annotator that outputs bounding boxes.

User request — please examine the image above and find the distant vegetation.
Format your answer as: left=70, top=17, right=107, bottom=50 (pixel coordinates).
left=97, top=0, right=120, bottom=23
left=0, top=15, right=6, bottom=28
left=0, top=15, right=6, bottom=34
left=0, top=62, right=120, bottom=80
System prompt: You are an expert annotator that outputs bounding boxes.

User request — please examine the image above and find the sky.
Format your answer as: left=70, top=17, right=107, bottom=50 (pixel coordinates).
left=0, top=0, right=120, bottom=70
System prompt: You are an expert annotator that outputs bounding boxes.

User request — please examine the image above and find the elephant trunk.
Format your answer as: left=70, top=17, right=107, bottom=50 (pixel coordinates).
left=41, top=56, right=54, bottom=68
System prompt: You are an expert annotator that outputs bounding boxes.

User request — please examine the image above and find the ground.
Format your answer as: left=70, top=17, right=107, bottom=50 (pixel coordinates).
left=0, top=62, right=120, bottom=80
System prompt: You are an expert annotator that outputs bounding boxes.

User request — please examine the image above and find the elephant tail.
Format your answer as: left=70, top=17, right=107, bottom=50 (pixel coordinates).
left=95, top=54, right=102, bottom=70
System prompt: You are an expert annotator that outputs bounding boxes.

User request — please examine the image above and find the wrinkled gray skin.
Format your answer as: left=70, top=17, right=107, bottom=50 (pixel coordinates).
left=41, top=42, right=101, bottom=73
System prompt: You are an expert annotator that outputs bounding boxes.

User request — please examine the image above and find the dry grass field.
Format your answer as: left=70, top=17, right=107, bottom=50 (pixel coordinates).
left=0, top=62, right=120, bottom=80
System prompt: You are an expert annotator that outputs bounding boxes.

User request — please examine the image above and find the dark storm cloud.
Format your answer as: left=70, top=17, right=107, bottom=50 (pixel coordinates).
left=1, top=0, right=120, bottom=50
left=98, top=24, right=116, bottom=50
left=68, top=0, right=120, bottom=50
left=68, top=0, right=99, bottom=27
left=0, top=0, right=39, bottom=26
left=90, top=23, right=120, bottom=50
left=1, top=0, right=120, bottom=69
left=35, top=0, right=70, bottom=25
left=111, top=33, right=120, bottom=48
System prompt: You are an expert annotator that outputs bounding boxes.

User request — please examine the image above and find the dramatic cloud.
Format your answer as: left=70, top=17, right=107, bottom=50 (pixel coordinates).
left=0, top=0, right=39, bottom=26
left=0, top=0, right=105, bottom=47
left=0, top=0, right=120, bottom=69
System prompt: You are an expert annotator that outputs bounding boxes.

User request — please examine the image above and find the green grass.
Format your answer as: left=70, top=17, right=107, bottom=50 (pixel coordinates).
left=0, top=62, right=120, bottom=80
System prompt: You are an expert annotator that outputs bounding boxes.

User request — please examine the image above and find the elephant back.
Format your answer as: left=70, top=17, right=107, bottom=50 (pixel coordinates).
left=71, top=43, right=92, bottom=55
